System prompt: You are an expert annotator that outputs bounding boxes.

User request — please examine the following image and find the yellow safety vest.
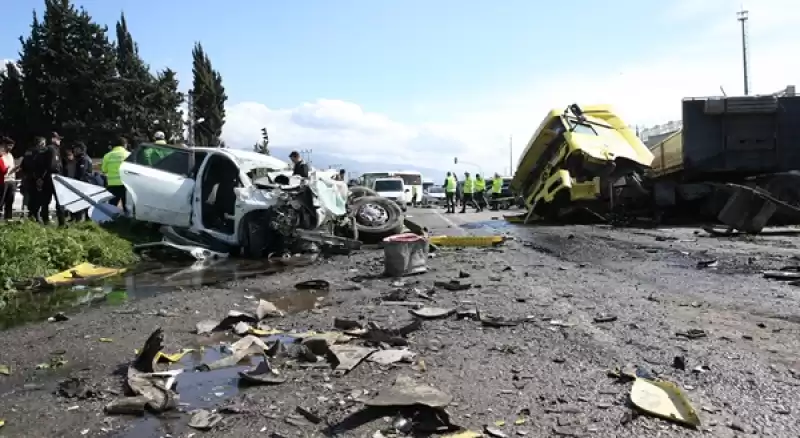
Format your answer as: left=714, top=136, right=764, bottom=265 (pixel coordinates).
left=491, top=177, right=503, bottom=194
left=463, top=177, right=475, bottom=194
left=475, top=177, right=485, bottom=191
left=102, top=146, right=130, bottom=186
left=445, top=176, right=456, bottom=192
left=154, top=140, right=167, bottom=145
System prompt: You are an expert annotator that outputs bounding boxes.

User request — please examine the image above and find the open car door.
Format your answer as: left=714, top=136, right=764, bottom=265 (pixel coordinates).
left=120, top=143, right=196, bottom=227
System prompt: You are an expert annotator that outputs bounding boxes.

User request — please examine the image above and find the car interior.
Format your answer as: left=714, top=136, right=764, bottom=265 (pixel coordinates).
left=200, top=154, right=241, bottom=234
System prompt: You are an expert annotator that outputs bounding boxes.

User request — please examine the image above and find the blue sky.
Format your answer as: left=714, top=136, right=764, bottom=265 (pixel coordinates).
left=1, top=1, right=798, bottom=176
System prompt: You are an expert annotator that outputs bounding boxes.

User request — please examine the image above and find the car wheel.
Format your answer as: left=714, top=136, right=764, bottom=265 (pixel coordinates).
left=348, top=186, right=378, bottom=203
left=351, top=196, right=404, bottom=243
left=243, top=215, right=270, bottom=258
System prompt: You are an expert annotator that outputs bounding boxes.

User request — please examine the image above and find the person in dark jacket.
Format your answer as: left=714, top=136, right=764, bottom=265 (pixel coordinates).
left=29, top=132, right=65, bottom=226
left=62, top=143, right=92, bottom=221
left=289, top=150, right=309, bottom=178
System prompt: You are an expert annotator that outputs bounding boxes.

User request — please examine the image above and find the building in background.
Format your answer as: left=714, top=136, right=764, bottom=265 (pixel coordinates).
left=640, top=120, right=683, bottom=149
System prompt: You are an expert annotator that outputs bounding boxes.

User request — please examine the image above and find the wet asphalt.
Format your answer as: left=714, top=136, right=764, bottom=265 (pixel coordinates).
left=1, top=207, right=800, bottom=437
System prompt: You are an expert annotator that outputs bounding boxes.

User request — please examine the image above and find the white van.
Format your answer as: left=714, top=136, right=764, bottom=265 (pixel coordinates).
left=372, top=177, right=407, bottom=212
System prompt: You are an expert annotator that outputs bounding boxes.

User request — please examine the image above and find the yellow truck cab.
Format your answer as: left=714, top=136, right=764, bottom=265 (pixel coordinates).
left=511, top=104, right=654, bottom=221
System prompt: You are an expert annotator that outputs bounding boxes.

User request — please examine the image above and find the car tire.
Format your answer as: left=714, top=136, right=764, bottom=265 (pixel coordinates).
left=243, top=216, right=269, bottom=258
left=351, top=196, right=404, bottom=243
left=348, top=186, right=378, bottom=202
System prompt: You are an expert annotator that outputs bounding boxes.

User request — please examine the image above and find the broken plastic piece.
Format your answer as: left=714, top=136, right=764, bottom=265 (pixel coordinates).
left=238, top=356, right=286, bottom=385
left=428, top=235, right=505, bottom=247
left=365, top=374, right=452, bottom=408
left=630, top=377, right=700, bottom=428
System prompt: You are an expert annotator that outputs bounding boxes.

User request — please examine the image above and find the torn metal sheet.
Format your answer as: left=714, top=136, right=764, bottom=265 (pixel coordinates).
left=134, top=240, right=229, bottom=261
left=329, top=345, right=376, bottom=375
left=52, top=174, right=116, bottom=215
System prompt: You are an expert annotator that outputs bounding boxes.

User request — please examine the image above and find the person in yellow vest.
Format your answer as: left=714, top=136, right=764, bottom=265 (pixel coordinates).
left=490, top=172, right=503, bottom=211
left=443, top=171, right=457, bottom=213
left=474, top=173, right=486, bottom=210
left=153, top=131, right=167, bottom=145
left=102, top=137, right=131, bottom=214
left=460, top=171, right=480, bottom=213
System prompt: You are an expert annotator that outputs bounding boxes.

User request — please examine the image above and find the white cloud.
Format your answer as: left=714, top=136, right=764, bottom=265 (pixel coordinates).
left=192, top=2, right=799, bottom=173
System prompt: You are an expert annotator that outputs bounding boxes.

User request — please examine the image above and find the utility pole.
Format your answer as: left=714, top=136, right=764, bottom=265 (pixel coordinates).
left=186, top=92, right=195, bottom=146
left=737, top=8, right=750, bottom=95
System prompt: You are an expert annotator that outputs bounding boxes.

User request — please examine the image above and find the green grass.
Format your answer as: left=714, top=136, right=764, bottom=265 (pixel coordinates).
left=0, top=220, right=149, bottom=286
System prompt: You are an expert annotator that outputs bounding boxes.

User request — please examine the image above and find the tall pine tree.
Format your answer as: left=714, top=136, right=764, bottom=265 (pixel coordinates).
left=152, top=68, right=185, bottom=142
left=115, top=12, right=156, bottom=142
left=190, top=43, right=227, bottom=146
left=18, top=0, right=121, bottom=156
left=0, top=62, right=29, bottom=146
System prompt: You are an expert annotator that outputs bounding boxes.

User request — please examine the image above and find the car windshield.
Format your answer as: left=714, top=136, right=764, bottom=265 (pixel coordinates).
left=427, top=187, right=444, bottom=193
left=374, top=180, right=403, bottom=192
left=397, top=173, right=422, bottom=186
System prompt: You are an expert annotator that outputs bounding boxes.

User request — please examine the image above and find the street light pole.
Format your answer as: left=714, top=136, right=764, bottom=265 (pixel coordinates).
left=737, top=8, right=751, bottom=95
left=509, top=135, right=513, bottom=176
left=186, top=92, right=195, bottom=146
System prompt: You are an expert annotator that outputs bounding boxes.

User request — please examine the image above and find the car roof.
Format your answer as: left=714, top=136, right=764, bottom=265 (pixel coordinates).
left=375, top=177, right=404, bottom=181
left=139, top=143, right=291, bottom=171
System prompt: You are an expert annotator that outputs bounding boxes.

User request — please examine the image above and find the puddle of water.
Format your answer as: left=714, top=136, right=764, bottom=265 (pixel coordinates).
left=0, top=259, right=281, bottom=330
left=117, top=345, right=257, bottom=438
left=459, top=219, right=514, bottom=231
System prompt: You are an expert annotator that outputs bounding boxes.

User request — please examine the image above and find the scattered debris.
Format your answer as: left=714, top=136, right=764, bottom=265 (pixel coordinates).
left=57, top=377, right=100, bottom=400
left=238, top=356, right=286, bottom=385
left=329, top=345, right=376, bottom=375
left=47, top=312, right=70, bottom=323
left=104, top=329, right=179, bottom=415
left=593, top=313, right=618, bottom=323
left=434, top=280, right=472, bottom=291
left=188, top=409, right=223, bottom=431
left=383, top=233, right=429, bottom=277
left=256, top=299, right=284, bottom=319
left=198, top=336, right=267, bottom=371
left=295, top=279, right=331, bottom=290
left=676, top=329, right=707, bottom=340
left=409, top=307, right=456, bottom=320
left=365, top=374, right=452, bottom=408
left=629, top=378, right=700, bottom=428
left=368, top=349, right=417, bottom=366
left=0, top=365, right=9, bottom=376
left=696, top=259, right=718, bottom=269
left=672, top=356, right=687, bottom=371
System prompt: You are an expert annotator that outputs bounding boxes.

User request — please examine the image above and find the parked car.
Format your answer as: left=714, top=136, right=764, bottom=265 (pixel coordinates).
left=422, top=186, right=446, bottom=206
left=118, top=143, right=403, bottom=256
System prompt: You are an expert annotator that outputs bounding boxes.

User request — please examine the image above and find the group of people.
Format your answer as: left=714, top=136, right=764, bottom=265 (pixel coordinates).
left=0, top=131, right=167, bottom=226
left=442, top=171, right=505, bottom=214
left=0, top=132, right=94, bottom=225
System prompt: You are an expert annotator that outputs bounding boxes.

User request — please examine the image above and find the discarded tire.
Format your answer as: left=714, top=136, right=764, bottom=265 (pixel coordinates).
left=351, top=196, right=404, bottom=243
left=348, top=186, right=378, bottom=202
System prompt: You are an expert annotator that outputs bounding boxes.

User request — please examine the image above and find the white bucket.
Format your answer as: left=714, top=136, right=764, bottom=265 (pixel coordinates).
left=383, top=233, right=429, bottom=277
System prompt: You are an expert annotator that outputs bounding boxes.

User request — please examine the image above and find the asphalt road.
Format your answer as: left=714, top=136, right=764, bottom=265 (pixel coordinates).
left=1, top=207, right=800, bottom=437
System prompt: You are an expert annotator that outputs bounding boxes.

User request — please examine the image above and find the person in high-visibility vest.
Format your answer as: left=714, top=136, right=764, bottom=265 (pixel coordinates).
left=102, top=137, right=132, bottom=214
left=474, top=173, right=486, bottom=210
left=153, top=131, right=167, bottom=145
left=490, top=172, right=503, bottom=211
left=443, top=171, right=457, bottom=213
left=459, top=171, right=480, bottom=213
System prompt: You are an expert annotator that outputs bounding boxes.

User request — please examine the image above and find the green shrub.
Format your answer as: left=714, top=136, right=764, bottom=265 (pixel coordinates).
left=0, top=220, right=141, bottom=283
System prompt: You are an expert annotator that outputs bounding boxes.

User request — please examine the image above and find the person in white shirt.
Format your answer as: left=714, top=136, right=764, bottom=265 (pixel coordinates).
left=0, top=137, right=17, bottom=220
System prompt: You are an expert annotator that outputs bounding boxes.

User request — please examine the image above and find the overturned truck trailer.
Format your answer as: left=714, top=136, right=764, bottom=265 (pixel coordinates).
left=511, top=91, right=800, bottom=231
left=647, top=91, right=800, bottom=231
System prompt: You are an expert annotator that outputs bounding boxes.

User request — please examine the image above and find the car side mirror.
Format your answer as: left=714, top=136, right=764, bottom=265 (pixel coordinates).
left=404, top=189, right=410, bottom=193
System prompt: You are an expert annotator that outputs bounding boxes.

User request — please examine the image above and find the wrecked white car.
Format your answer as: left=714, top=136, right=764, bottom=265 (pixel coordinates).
left=115, top=143, right=403, bottom=256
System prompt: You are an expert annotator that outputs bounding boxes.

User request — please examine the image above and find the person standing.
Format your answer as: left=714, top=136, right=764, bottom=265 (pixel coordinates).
left=490, top=173, right=503, bottom=210
left=62, top=144, right=92, bottom=221
left=102, top=137, right=131, bottom=214
left=474, top=173, right=486, bottom=210
left=411, top=184, right=418, bottom=208
left=460, top=171, right=480, bottom=213
left=29, top=132, right=65, bottom=226
left=443, top=171, right=457, bottom=214
left=153, top=131, right=167, bottom=145
left=0, top=138, right=15, bottom=220
left=289, top=151, right=309, bottom=178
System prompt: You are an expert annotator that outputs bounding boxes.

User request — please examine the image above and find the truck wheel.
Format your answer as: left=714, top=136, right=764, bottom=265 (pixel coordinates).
left=348, top=186, right=378, bottom=202
left=351, top=196, right=404, bottom=243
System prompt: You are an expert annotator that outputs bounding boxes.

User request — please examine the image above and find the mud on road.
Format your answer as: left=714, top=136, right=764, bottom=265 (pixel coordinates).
left=1, top=210, right=800, bottom=437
